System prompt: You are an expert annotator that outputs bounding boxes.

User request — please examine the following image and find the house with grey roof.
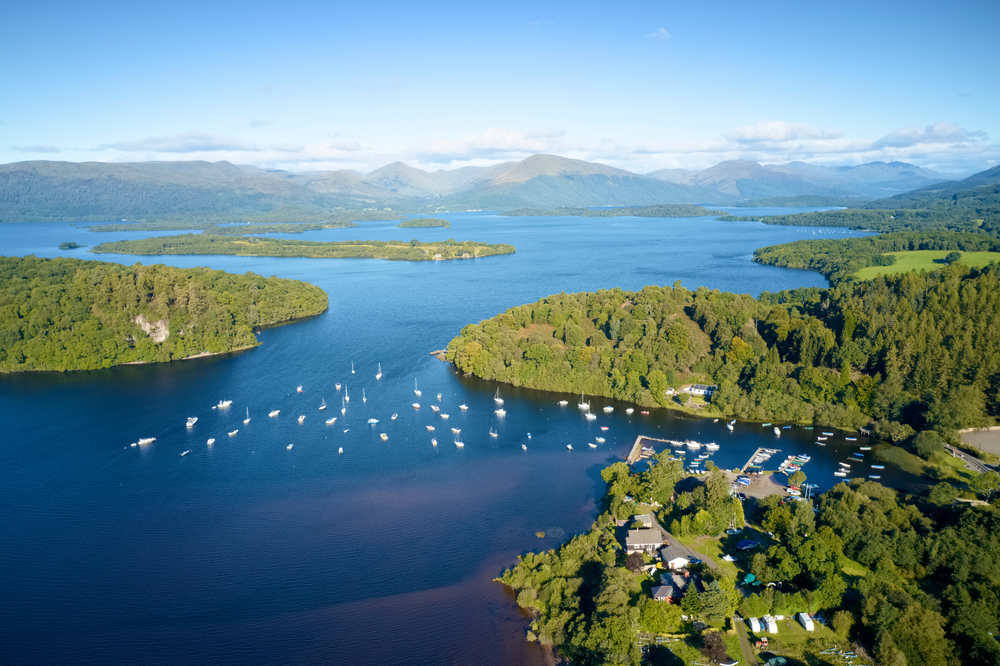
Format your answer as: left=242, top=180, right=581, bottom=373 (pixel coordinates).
left=659, top=543, right=691, bottom=569
left=625, top=528, right=662, bottom=554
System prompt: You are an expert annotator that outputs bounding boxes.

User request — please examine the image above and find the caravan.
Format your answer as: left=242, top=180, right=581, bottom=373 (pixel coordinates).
left=798, top=612, right=815, bottom=631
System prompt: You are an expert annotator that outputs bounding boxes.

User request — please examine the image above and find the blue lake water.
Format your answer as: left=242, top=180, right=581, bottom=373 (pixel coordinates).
left=1, top=212, right=883, bottom=664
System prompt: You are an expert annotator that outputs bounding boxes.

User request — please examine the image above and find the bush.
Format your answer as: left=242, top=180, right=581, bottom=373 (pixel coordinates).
left=911, top=430, right=944, bottom=459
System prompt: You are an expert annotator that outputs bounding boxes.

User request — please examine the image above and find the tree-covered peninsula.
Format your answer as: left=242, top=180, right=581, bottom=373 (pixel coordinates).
left=752, top=230, right=1000, bottom=284
left=396, top=218, right=451, bottom=228
left=447, top=263, right=1000, bottom=438
left=90, top=235, right=516, bottom=261
left=0, top=256, right=327, bottom=371
left=501, top=457, right=1000, bottom=666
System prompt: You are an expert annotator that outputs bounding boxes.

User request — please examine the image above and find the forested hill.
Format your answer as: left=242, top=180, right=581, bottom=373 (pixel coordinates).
left=447, top=264, right=1000, bottom=439
left=753, top=231, right=1000, bottom=283
left=0, top=256, right=328, bottom=371
left=719, top=165, right=1000, bottom=233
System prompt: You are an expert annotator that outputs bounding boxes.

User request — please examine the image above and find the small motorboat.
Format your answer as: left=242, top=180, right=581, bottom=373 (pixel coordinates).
left=640, top=410, right=649, bottom=415
left=566, top=444, right=573, bottom=451
left=869, top=475, right=881, bottom=479
left=368, top=418, right=379, bottom=425
left=391, top=414, right=398, bottom=421
left=216, top=400, right=232, bottom=409
left=426, top=425, right=435, bottom=431
left=522, top=444, right=527, bottom=450
left=269, top=410, right=280, bottom=418
left=297, top=385, right=303, bottom=393
left=431, top=405, right=440, bottom=412
left=588, top=443, right=597, bottom=448
left=380, top=433, right=388, bottom=441
left=338, top=447, right=343, bottom=454
left=600, top=426, right=609, bottom=431
left=834, top=471, right=847, bottom=477
left=138, top=437, right=156, bottom=445
left=585, top=412, right=596, bottom=420
left=773, top=427, right=781, bottom=436
left=335, top=383, right=341, bottom=390
left=437, top=393, right=442, bottom=401
left=207, top=438, right=215, bottom=445
left=326, top=417, right=337, bottom=425
left=440, top=413, right=449, bottom=419
left=495, top=408, right=505, bottom=416
left=431, top=439, right=437, bottom=446
left=603, top=406, right=613, bottom=413
left=452, top=428, right=461, bottom=434
left=558, top=400, right=568, bottom=406
left=298, top=415, right=305, bottom=423
left=459, top=404, right=468, bottom=410
left=186, top=417, right=198, bottom=428
left=625, top=408, right=634, bottom=414
left=412, top=403, right=420, bottom=409
left=595, top=437, right=605, bottom=443
left=287, top=443, right=293, bottom=450
left=228, top=430, right=238, bottom=437
left=180, top=450, right=190, bottom=457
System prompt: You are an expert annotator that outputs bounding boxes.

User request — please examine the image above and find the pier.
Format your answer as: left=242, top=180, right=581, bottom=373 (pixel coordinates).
left=740, top=447, right=780, bottom=474
left=626, top=435, right=673, bottom=465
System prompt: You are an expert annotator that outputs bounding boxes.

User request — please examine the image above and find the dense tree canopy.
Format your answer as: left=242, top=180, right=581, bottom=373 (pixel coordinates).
left=448, top=263, right=1000, bottom=434
left=0, top=255, right=327, bottom=371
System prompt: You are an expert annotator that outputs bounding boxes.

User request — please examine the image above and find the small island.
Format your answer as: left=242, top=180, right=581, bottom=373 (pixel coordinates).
left=396, top=218, right=451, bottom=228
left=91, top=235, right=515, bottom=261
left=0, top=256, right=327, bottom=372
left=59, top=241, right=85, bottom=250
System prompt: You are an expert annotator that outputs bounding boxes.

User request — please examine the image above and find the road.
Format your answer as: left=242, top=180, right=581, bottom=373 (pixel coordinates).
left=945, top=444, right=993, bottom=474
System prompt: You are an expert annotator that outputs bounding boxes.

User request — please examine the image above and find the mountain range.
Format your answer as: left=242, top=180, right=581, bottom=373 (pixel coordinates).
left=0, top=154, right=971, bottom=223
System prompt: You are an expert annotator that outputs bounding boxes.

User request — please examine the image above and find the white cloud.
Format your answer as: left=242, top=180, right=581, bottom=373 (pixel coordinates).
left=103, top=131, right=263, bottom=153
left=415, top=127, right=580, bottom=163
left=727, top=120, right=842, bottom=143
left=646, top=28, right=671, bottom=41
left=249, top=119, right=273, bottom=128
left=10, top=144, right=60, bottom=153
left=872, top=121, right=987, bottom=149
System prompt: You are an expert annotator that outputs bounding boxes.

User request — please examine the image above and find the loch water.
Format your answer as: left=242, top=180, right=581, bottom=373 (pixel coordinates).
left=1, top=212, right=891, bottom=664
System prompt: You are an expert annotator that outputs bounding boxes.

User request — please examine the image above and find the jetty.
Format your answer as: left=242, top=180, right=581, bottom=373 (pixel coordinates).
left=626, top=435, right=673, bottom=464
left=740, top=447, right=780, bottom=474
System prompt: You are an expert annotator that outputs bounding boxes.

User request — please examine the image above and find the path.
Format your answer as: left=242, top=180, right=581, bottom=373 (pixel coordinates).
left=733, top=616, right=758, bottom=665
left=945, top=444, right=993, bottom=474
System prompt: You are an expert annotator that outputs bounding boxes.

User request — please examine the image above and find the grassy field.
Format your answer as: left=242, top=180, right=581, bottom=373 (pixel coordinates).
left=856, top=250, right=1000, bottom=279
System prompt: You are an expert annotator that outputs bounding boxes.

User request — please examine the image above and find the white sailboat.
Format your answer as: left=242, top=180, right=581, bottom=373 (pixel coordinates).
left=351, top=362, right=355, bottom=374
left=344, top=386, right=349, bottom=403
left=577, top=392, right=588, bottom=409
left=489, top=428, right=498, bottom=437
left=585, top=411, right=597, bottom=420
left=244, top=408, right=251, bottom=425
left=319, top=399, right=327, bottom=411
left=454, top=436, right=464, bottom=448
left=341, top=398, right=346, bottom=415
left=494, top=388, right=503, bottom=405
left=414, top=379, right=421, bottom=397
left=362, top=388, right=366, bottom=404
left=376, top=363, right=382, bottom=380
left=431, top=438, right=437, bottom=446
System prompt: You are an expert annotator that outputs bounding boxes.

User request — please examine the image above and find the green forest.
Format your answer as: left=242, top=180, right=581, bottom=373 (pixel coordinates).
left=500, top=459, right=1000, bottom=666
left=447, top=263, right=1000, bottom=440
left=501, top=204, right=725, bottom=218
left=0, top=256, right=328, bottom=371
left=752, top=230, right=1000, bottom=283
left=90, top=235, right=516, bottom=261
left=396, top=218, right=451, bottom=228
left=85, top=209, right=405, bottom=233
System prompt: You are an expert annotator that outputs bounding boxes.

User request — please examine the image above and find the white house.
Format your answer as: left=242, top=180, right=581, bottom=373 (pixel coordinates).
left=625, top=529, right=662, bottom=554
left=685, top=384, right=717, bottom=397
left=798, top=612, right=814, bottom=631
left=659, top=544, right=690, bottom=570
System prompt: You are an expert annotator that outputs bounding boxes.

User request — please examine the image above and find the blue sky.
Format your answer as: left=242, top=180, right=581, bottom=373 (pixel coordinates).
left=2, top=0, right=997, bottom=175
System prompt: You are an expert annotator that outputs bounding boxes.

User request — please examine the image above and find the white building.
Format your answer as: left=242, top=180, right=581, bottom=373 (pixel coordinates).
left=798, top=612, right=814, bottom=631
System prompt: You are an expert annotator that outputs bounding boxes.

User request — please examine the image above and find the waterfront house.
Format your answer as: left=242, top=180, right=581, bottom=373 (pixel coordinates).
left=625, top=528, right=662, bottom=554
left=684, top=384, right=717, bottom=397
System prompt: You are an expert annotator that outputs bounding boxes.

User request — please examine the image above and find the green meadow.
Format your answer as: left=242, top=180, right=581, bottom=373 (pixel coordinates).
left=855, top=250, right=1000, bottom=279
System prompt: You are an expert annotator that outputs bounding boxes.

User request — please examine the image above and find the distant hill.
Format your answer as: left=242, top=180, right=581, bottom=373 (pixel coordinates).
left=649, top=159, right=948, bottom=200
left=0, top=160, right=400, bottom=223
left=0, top=155, right=967, bottom=223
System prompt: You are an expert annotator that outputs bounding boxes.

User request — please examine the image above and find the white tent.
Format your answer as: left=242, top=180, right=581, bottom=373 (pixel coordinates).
left=748, top=617, right=761, bottom=633
left=797, top=612, right=814, bottom=631
left=762, top=615, right=778, bottom=633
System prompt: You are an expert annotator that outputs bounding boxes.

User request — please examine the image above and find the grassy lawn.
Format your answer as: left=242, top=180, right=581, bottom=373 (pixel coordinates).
left=747, top=619, right=871, bottom=665
left=873, top=445, right=926, bottom=475
left=672, top=534, right=739, bottom=577
left=856, top=250, right=1000, bottom=279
